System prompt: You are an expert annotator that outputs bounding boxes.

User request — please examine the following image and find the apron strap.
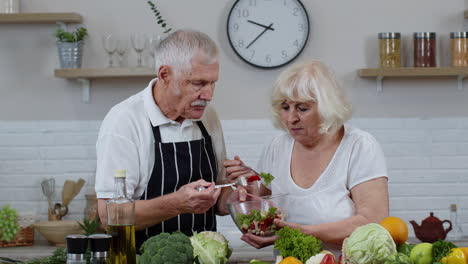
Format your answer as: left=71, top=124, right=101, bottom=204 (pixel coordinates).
left=152, top=123, right=162, bottom=142
left=196, top=121, right=210, bottom=138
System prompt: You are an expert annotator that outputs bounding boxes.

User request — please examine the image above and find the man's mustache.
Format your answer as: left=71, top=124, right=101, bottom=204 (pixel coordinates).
left=191, top=100, right=209, bottom=106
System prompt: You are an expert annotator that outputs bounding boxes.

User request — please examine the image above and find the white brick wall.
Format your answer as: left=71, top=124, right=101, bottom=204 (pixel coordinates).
left=0, top=118, right=467, bottom=245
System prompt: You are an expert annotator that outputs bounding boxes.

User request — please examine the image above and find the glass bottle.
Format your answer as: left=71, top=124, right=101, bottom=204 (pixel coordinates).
left=89, top=233, right=112, bottom=264
left=85, top=193, right=98, bottom=221
left=106, top=170, right=136, bottom=264
left=66, top=234, right=88, bottom=264
left=450, top=32, right=468, bottom=67
left=449, top=204, right=463, bottom=240
left=413, top=32, right=437, bottom=67
left=378, top=32, right=401, bottom=68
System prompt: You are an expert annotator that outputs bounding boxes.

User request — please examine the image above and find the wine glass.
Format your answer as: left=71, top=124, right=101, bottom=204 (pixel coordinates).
left=148, top=34, right=162, bottom=68
left=131, top=33, right=147, bottom=67
left=102, top=34, right=117, bottom=68
left=116, top=38, right=128, bottom=67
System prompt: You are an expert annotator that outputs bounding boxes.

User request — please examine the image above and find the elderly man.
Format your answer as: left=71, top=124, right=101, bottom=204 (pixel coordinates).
left=95, top=29, right=230, bottom=249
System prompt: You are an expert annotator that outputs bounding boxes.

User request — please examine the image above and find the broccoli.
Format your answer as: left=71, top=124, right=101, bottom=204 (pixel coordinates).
left=139, top=232, right=194, bottom=264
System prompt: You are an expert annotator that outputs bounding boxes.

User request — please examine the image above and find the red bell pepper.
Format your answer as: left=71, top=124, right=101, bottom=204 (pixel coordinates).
left=320, top=254, right=336, bottom=264
left=247, top=175, right=261, bottom=182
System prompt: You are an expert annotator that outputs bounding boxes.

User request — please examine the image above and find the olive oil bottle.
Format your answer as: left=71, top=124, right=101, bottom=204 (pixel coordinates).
left=106, top=170, right=136, bottom=264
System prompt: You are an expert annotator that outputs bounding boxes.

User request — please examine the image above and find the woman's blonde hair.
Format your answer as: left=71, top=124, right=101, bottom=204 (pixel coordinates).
left=271, top=60, right=352, bottom=134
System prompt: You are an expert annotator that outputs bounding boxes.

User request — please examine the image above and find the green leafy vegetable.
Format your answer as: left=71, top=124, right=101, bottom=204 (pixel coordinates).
left=397, top=243, right=416, bottom=257
left=384, top=252, right=412, bottom=264
left=274, top=226, right=322, bottom=263
left=190, top=231, right=232, bottom=264
left=343, top=223, right=397, bottom=264
left=259, top=173, right=274, bottom=186
left=236, top=207, right=282, bottom=236
left=236, top=207, right=277, bottom=226
left=140, top=232, right=193, bottom=264
left=432, top=240, right=457, bottom=262
left=23, top=247, right=67, bottom=264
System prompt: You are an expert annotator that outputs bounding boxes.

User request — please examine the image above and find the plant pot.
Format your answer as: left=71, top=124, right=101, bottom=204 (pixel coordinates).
left=57, top=41, right=84, bottom=68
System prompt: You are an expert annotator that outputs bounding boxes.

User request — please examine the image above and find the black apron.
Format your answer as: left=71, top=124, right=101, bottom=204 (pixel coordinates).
left=135, top=121, right=218, bottom=250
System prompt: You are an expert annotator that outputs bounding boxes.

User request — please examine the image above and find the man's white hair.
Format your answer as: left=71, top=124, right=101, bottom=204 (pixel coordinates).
left=154, top=29, right=219, bottom=77
left=271, top=60, right=352, bottom=134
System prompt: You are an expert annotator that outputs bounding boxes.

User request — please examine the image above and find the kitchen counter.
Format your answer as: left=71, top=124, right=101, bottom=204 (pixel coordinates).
left=0, top=239, right=275, bottom=263
left=3, top=238, right=468, bottom=263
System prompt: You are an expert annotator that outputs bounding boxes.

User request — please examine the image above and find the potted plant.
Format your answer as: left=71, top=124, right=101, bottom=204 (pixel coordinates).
left=54, top=27, right=88, bottom=68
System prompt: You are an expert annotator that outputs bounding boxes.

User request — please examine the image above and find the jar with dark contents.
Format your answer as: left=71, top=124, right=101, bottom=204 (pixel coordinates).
left=413, top=32, right=437, bottom=67
left=450, top=32, right=468, bottom=67
left=378, top=32, right=401, bottom=68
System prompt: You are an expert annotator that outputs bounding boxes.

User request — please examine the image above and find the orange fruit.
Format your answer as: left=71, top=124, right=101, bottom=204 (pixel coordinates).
left=380, top=216, right=408, bottom=245
left=279, top=256, right=303, bottom=264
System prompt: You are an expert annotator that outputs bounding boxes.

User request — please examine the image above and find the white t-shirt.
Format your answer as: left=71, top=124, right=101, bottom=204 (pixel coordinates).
left=95, top=78, right=227, bottom=200
left=257, top=125, right=387, bottom=254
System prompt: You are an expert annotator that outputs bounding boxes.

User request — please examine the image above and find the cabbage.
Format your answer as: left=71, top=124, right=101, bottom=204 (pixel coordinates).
left=190, top=231, right=232, bottom=264
left=343, top=223, right=397, bottom=264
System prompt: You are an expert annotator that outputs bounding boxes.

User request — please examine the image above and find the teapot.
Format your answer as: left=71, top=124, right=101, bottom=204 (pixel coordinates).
left=410, top=212, right=452, bottom=243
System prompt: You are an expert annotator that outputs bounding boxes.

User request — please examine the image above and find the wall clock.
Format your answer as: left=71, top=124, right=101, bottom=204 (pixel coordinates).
left=226, top=0, right=310, bottom=69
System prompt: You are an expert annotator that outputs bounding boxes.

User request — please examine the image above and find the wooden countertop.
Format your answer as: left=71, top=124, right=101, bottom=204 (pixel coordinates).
left=3, top=237, right=468, bottom=263
left=0, top=239, right=275, bottom=263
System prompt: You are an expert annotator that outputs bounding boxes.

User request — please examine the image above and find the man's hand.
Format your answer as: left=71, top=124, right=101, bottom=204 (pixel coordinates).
left=175, top=179, right=221, bottom=214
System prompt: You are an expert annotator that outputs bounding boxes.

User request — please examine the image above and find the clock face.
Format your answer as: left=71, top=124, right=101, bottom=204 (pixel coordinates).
left=227, top=0, right=310, bottom=69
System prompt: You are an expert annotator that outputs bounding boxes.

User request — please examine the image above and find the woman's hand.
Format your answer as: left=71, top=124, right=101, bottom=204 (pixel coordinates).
left=241, top=233, right=276, bottom=249
left=224, top=155, right=257, bottom=182
left=241, top=220, right=305, bottom=249
left=274, top=218, right=303, bottom=231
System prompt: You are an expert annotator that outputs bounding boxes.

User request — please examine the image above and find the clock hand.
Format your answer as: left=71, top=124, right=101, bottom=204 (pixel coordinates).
left=247, top=20, right=275, bottom=31
left=246, top=23, right=274, bottom=49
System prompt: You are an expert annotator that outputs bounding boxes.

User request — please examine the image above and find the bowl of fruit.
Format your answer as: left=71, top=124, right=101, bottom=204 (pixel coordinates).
left=227, top=193, right=288, bottom=237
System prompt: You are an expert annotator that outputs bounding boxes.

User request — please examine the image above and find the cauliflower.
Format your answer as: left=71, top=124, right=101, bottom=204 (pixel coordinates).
left=306, top=253, right=327, bottom=264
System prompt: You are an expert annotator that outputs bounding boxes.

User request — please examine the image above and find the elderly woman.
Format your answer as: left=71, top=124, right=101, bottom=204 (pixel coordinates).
left=223, top=60, right=389, bottom=254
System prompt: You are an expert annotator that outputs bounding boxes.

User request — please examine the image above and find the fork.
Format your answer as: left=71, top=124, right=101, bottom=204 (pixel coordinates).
left=197, top=176, right=248, bottom=192
left=239, top=164, right=261, bottom=176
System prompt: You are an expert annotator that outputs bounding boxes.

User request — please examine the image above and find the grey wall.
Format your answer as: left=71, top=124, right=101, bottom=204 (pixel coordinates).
left=1, top=0, right=467, bottom=121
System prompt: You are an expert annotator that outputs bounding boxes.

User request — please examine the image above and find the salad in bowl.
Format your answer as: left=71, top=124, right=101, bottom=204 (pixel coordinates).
left=227, top=193, right=288, bottom=237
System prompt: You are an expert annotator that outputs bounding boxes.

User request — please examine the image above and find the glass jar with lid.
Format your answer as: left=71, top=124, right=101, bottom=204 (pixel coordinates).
left=378, top=32, right=401, bottom=68
left=413, top=32, right=437, bottom=67
left=450, top=32, right=468, bottom=67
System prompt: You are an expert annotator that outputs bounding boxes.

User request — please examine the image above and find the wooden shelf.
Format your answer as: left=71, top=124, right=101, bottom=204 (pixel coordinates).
left=54, top=67, right=155, bottom=79
left=0, top=13, right=82, bottom=24
left=54, top=67, right=155, bottom=103
left=358, top=67, right=468, bottom=92
left=358, top=67, right=468, bottom=77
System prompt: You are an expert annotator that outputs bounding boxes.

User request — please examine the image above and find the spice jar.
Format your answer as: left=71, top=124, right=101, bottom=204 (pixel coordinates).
left=378, top=32, right=401, bottom=68
left=450, top=32, right=468, bottom=67
left=414, top=32, right=437, bottom=67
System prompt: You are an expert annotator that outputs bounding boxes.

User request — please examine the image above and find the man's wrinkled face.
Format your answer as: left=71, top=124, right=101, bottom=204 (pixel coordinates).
left=170, top=55, right=219, bottom=121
